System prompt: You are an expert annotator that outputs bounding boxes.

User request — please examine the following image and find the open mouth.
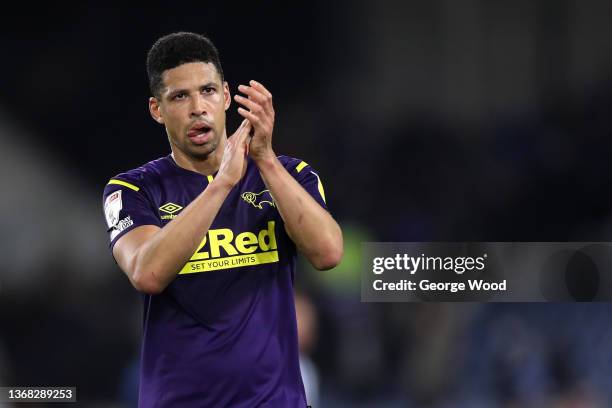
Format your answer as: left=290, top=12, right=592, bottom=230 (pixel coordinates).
left=188, top=124, right=213, bottom=145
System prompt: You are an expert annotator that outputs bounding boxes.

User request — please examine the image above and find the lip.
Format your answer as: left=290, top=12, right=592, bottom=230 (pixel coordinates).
left=187, top=121, right=214, bottom=144
left=188, top=130, right=212, bottom=145
left=188, top=121, right=213, bottom=133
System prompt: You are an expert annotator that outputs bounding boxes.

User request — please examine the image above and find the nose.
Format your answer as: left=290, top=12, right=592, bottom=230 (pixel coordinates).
left=190, top=94, right=208, bottom=117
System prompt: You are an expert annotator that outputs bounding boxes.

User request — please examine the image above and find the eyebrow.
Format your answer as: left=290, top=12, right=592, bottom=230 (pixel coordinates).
left=167, top=82, right=218, bottom=98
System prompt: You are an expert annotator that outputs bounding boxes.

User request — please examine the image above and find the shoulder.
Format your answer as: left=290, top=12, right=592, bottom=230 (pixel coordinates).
left=105, top=156, right=172, bottom=194
left=276, top=155, right=328, bottom=206
left=276, top=155, right=316, bottom=175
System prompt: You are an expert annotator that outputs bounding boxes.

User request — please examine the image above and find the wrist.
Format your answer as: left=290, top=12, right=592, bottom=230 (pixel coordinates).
left=208, top=176, right=235, bottom=194
left=252, top=150, right=278, bottom=169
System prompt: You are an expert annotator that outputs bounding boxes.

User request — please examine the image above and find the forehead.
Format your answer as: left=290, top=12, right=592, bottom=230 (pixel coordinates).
left=160, top=62, right=222, bottom=93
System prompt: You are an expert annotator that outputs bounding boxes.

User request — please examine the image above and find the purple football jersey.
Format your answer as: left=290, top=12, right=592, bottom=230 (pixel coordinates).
left=102, top=154, right=327, bottom=407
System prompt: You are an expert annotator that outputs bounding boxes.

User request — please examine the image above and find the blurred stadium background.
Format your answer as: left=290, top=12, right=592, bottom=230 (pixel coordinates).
left=1, top=1, right=612, bottom=407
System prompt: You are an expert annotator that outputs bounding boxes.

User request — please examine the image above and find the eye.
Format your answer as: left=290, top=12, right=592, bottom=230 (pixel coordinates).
left=202, top=87, right=215, bottom=95
left=172, top=92, right=186, bottom=101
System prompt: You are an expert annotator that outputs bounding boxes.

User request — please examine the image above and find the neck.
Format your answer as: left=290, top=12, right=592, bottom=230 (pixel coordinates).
left=171, top=132, right=227, bottom=176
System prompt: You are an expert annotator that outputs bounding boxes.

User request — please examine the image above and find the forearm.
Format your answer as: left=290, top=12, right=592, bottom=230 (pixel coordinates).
left=134, top=180, right=232, bottom=290
left=234, top=80, right=342, bottom=269
left=256, top=156, right=343, bottom=270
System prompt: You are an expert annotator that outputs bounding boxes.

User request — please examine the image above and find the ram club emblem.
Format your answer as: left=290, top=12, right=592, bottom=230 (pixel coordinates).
left=241, top=190, right=275, bottom=209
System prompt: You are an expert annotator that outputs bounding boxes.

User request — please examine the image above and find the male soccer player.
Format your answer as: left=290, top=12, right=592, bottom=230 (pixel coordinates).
left=102, top=32, right=343, bottom=407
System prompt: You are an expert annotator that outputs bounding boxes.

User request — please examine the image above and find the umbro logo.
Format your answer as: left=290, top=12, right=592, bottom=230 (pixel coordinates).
left=159, top=202, right=183, bottom=220
left=241, top=190, right=275, bottom=210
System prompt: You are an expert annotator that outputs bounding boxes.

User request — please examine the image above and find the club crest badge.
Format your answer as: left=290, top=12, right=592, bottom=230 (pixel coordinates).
left=241, top=190, right=275, bottom=210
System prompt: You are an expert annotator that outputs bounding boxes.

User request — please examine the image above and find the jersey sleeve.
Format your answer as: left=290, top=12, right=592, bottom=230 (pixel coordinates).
left=282, top=157, right=329, bottom=211
left=102, top=177, right=161, bottom=250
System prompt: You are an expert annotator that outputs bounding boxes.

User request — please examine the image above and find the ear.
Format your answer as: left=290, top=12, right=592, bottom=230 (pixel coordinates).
left=149, top=97, right=164, bottom=124
left=223, top=81, right=231, bottom=111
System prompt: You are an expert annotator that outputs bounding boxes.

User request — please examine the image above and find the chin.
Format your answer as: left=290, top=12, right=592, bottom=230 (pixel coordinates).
left=189, top=143, right=217, bottom=161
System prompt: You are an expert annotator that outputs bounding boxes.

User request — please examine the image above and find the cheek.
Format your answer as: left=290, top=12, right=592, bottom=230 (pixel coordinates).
left=215, top=110, right=226, bottom=130
left=163, top=112, right=183, bottom=130
left=164, top=120, right=184, bottom=140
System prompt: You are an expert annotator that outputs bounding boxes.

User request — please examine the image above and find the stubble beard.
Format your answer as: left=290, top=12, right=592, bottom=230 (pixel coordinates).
left=188, top=136, right=219, bottom=161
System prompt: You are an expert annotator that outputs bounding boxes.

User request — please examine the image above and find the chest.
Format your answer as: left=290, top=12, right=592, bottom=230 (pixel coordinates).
left=153, top=171, right=279, bottom=231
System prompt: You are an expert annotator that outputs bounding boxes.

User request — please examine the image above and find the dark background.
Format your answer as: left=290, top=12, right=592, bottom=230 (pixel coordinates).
left=0, top=1, right=611, bottom=407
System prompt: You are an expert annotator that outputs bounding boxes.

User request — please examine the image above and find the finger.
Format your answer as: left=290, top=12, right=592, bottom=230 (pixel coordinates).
left=241, top=83, right=274, bottom=117
left=237, top=84, right=268, bottom=106
left=235, top=118, right=251, bottom=134
left=231, top=119, right=248, bottom=138
left=227, top=132, right=240, bottom=151
left=236, top=123, right=251, bottom=157
left=237, top=107, right=262, bottom=127
left=229, top=121, right=250, bottom=152
left=232, top=119, right=250, bottom=146
left=238, top=121, right=251, bottom=143
left=233, top=94, right=265, bottom=115
left=226, top=135, right=237, bottom=151
left=249, top=80, right=272, bottom=99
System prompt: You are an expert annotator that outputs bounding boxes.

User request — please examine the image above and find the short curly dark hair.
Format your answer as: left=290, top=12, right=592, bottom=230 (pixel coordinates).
left=146, top=32, right=224, bottom=98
